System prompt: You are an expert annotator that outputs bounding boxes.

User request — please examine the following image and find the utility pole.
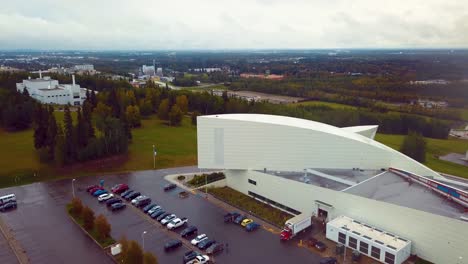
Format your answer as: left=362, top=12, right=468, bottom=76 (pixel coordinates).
left=142, top=231, right=147, bottom=251
left=72, top=178, right=76, bottom=198
left=152, top=145, right=156, bottom=169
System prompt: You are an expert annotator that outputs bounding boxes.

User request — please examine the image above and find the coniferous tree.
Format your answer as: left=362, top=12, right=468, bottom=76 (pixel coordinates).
left=54, top=125, right=66, bottom=166
left=46, top=108, right=58, bottom=160
left=63, top=105, right=75, bottom=163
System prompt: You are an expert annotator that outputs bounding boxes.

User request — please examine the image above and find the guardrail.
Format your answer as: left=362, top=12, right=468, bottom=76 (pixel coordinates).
left=389, top=167, right=468, bottom=209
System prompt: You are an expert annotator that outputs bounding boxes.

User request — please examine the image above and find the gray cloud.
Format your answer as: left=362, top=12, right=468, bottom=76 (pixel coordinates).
left=0, top=0, right=467, bottom=49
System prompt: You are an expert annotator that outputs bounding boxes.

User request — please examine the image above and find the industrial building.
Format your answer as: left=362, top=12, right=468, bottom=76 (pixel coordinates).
left=197, top=114, right=468, bottom=264
left=16, top=72, right=88, bottom=105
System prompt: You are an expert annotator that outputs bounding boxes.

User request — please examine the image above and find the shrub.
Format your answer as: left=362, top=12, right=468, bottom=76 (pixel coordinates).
left=187, top=172, right=225, bottom=187
left=81, top=206, right=95, bottom=231
left=70, top=197, right=83, bottom=218
left=125, top=240, right=143, bottom=264
left=94, top=214, right=111, bottom=240
left=143, top=252, right=158, bottom=264
left=177, top=175, right=186, bottom=181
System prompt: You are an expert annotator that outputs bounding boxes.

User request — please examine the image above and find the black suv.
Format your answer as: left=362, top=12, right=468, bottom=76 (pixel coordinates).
left=106, top=198, right=122, bottom=207
left=125, top=192, right=140, bottom=201
left=180, top=226, right=198, bottom=238
left=319, top=257, right=337, bottom=264
left=163, top=183, right=177, bottom=191
left=164, top=239, right=182, bottom=251
left=0, top=201, right=17, bottom=212
left=183, top=251, right=200, bottom=263
left=136, top=197, right=151, bottom=208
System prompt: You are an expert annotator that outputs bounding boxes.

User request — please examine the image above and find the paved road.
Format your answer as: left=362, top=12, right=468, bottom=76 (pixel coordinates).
left=0, top=166, right=322, bottom=264
left=0, top=230, right=18, bottom=264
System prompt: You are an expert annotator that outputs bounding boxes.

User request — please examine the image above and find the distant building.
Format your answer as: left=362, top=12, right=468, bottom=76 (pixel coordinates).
left=16, top=71, right=87, bottom=105
left=0, top=65, right=22, bottom=72
left=410, top=80, right=450, bottom=85
left=73, top=64, right=94, bottom=71
left=142, top=65, right=156, bottom=76
left=240, top=73, right=284, bottom=80
left=192, top=68, right=222, bottom=73
left=156, top=67, right=163, bottom=77
left=160, top=76, right=174, bottom=82
left=416, top=99, right=448, bottom=109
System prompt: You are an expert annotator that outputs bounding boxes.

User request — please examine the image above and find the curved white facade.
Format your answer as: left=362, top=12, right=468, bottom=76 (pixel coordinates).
left=197, top=114, right=440, bottom=178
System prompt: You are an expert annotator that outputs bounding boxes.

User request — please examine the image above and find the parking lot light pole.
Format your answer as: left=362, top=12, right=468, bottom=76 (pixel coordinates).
left=152, top=145, right=156, bottom=169
left=142, top=231, right=147, bottom=251
left=72, top=178, right=76, bottom=198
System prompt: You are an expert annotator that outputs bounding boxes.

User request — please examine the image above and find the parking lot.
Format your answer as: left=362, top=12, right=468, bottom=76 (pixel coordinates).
left=0, top=166, right=322, bottom=263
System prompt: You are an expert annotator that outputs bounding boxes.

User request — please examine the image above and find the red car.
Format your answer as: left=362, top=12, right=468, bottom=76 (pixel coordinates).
left=89, top=186, right=103, bottom=194
left=86, top=185, right=99, bottom=192
left=111, top=184, right=129, bottom=194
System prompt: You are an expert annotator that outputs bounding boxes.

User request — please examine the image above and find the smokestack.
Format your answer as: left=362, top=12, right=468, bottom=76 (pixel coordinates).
left=39, top=70, right=42, bottom=79
left=72, top=74, right=76, bottom=86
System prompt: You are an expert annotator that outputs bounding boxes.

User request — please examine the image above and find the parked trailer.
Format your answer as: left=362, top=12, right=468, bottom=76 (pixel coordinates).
left=280, top=213, right=312, bottom=241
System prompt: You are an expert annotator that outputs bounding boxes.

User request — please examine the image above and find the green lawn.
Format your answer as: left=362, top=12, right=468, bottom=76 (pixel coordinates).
left=290, top=100, right=358, bottom=110
left=375, top=133, right=468, bottom=178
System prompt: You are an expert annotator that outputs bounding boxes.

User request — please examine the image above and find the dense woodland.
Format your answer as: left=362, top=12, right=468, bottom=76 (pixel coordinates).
left=0, top=68, right=459, bottom=166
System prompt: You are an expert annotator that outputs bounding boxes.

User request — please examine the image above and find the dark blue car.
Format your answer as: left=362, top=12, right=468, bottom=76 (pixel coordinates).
left=245, top=222, right=261, bottom=232
left=93, top=189, right=107, bottom=196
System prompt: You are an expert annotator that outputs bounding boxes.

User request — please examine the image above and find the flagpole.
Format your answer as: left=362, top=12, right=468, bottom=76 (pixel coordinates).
left=153, top=144, right=156, bottom=169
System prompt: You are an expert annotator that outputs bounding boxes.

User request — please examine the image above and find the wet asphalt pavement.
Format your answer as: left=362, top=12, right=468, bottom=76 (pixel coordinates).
left=0, top=166, right=322, bottom=264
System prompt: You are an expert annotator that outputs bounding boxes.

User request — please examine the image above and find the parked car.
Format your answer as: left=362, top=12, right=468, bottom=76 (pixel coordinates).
left=163, top=183, right=177, bottom=191
left=233, top=214, right=246, bottom=224
left=106, top=198, right=122, bottom=207
left=180, top=226, right=198, bottom=238
left=151, top=210, right=165, bottom=219
left=156, top=212, right=171, bottom=221
left=161, top=214, right=177, bottom=225
left=120, top=189, right=133, bottom=197
left=178, top=191, right=189, bottom=198
left=125, top=191, right=140, bottom=200
left=241, top=218, right=253, bottom=227
left=89, top=186, right=103, bottom=194
left=86, top=185, right=99, bottom=192
left=167, top=217, right=188, bottom=230
left=111, top=202, right=126, bottom=211
left=183, top=251, right=200, bottom=263
left=245, top=222, right=261, bottom=232
left=164, top=239, right=182, bottom=252
left=98, top=193, right=114, bottom=202
left=136, top=197, right=151, bottom=208
left=315, top=241, right=327, bottom=252
left=0, top=201, right=17, bottom=212
left=131, top=195, right=145, bottom=204
left=319, top=257, right=337, bottom=264
left=191, top=234, right=208, bottom=246
left=186, top=255, right=210, bottom=264
left=306, top=237, right=318, bottom=247
left=148, top=205, right=162, bottom=215
left=206, top=242, right=224, bottom=255
left=111, top=184, right=129, bottom=194
left=142, top=203, right=156, bottom=213
left=93, top=189, right=108, bottom=197
left=224, top=212, right=240, bottom=223
left=197, top=239, right=215, bottom=250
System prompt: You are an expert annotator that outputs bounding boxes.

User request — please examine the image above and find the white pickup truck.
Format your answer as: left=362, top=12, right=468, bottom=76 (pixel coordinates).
left=167, top=217, right=188, bottom=230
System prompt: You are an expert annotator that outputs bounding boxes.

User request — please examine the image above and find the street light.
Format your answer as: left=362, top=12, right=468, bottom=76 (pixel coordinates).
left=142, top=231, right=147, bottom=251
left=72, top=178, right=76, bottom=198
left=152, top=145, right=157, bottom=169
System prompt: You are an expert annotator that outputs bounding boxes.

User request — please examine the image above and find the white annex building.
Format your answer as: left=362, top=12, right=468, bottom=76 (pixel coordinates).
left=16, top=72, right=87, bottom=105
left=197, top=114, right=468, bottom=264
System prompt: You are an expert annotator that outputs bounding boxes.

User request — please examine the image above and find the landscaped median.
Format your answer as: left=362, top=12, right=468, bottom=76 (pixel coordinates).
left=207, top=186, right=292, bottom=227
left=186, top=172, right=226, bottom=188
left=66, top=197, right=116, bottom=248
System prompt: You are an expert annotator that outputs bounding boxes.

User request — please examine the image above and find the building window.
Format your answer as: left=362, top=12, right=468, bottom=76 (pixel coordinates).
left=371, top=246, right=381, bottom=259
left=359, top=241, right=369, bottom=254
left=338, top=232, right=346, bottom=244
left=248, top=179, right=256, bottom=185
left=348, top=237, right=357, bottom=249
left=384, top=252, right=395, bottom=264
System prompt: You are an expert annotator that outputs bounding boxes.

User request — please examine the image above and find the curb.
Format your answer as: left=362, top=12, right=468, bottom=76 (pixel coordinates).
left=66, top=213, right=118, bottom=263
left=0, top=215, right=30, bottom=264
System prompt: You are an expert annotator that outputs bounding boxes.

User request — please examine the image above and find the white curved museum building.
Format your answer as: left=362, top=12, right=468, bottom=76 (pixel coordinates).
left=197, top=114, right=468, bottom=264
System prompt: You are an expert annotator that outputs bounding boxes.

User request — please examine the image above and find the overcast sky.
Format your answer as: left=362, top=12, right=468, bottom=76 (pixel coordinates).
left=0, top=0, right=467, bottom=50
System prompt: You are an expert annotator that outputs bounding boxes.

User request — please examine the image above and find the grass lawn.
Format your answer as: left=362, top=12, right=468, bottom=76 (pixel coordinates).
left=291, top=100, right=358, bottom=110
left=207, top=186, right=292, bottom=227
left=375, top=133, right=468, bottom=178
